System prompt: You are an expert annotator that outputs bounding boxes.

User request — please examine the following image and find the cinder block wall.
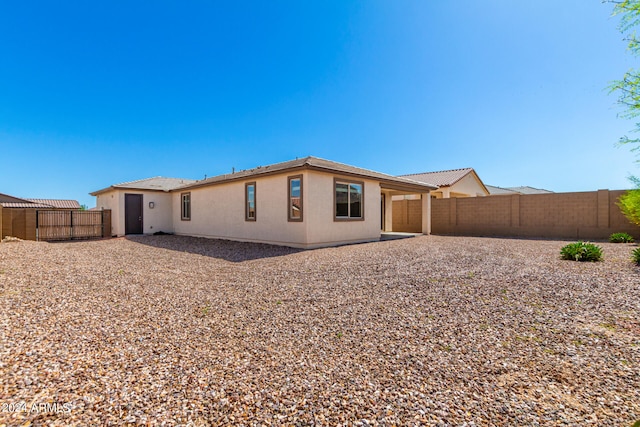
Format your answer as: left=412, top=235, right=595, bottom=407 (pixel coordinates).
left=431, top=190, right=639, bottom=240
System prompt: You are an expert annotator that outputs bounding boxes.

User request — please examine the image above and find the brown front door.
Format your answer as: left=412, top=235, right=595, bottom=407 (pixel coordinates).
left=125, top=194, right=143, bottom=235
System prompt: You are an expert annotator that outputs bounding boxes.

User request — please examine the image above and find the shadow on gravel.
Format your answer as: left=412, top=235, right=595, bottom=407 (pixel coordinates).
left=124, top=235, right=303, bottom=262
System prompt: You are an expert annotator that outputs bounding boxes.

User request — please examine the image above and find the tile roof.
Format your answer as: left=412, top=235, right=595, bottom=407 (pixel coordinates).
left=0, top=192, right=31, bottom=204
left=486, top=185, right=520, bottom=195
left=486, top=185, right=554, bottom=195
left=90, top=176, right=197, bottom=196
left=25, top=199, right=81, bottom=209
left=506, top=186, right=553, bottom=194
left=1, top=202, right=55, bottom=208
left=0, top=192, right=82, bottom=209
left=399, top=168, right=475, bottom=187
left=177, top=156, right=438, bottom=192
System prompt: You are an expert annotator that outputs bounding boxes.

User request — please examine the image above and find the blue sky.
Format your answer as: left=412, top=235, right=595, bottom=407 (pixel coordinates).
left=0, top=1, right=636, bottom=207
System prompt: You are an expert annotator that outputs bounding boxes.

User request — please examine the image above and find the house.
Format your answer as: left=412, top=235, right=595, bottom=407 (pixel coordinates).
left=90, top=177, right=196, bottom=238
left=398, top=168, right=489, bottom=199
left=486, top=185, right=553, bottom=195
left=90, top=157, right=437, bottom=249
left=389, top=168, right=488, bottom=233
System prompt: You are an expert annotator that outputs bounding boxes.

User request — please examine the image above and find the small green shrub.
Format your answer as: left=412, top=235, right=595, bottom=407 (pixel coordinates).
left=632, top=247, right=640, bottom=265
left=618, top=189, right=640, bottom=227
left=560, top=242, right=603, bottom=262
left=609, top=232, right=635, bottom=243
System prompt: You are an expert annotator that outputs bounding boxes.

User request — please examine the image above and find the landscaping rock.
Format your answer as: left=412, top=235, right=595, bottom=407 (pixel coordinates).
left=0, top=235, right=638, bottom=425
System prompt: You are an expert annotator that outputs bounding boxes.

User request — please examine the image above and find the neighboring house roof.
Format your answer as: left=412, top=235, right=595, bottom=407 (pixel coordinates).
left=1, top=202, right=56, bottom=208
left=176, top=156, right=438, bottom=193
left=25, top=199, right=81, bottom=209
left=399, top=167, right=489, bottom=195
left=487, top=185, right=553, bottom=195
left=0, top=192, right=31, bottom=204
left=400, top=167, right=474, bottom=187
left=486, top=185, right=520, bottom=195
left=0, top=193, right=82, bottom=209
left=90, top=176, right=197, bottom=196
left=506, top=186, right=553, bottom=194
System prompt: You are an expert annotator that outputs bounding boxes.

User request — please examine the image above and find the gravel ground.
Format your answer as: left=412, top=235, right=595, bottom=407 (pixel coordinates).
left=0, top=235, right=638, bottom=426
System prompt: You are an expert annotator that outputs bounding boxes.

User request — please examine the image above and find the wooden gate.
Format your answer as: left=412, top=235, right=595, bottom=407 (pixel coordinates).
left=392, top=199, right=423, bottom=232
left=36, top=210, right=111, bottom=241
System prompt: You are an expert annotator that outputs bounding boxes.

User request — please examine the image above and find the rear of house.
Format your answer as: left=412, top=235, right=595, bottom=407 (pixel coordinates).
left=92, top=177, right=195, bottom=236
left=91, top=157, right=437, bottom=248
left=173, top=169, right=385, bottom=248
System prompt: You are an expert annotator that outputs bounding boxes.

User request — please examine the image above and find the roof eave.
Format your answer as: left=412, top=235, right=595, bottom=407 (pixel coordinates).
left=380, top=181, right=438, bottom=192
left=166, top=163, right=438, bottom=193
left=177, top=165, right=308, bottom=191
left=89, top=186, right=115, bottom=197
left=90, top=185, right=183, bottom=196
left=305, top=165, right=438, bottom=191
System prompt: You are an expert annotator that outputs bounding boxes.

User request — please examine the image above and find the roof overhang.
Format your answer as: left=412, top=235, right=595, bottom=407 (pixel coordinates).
left=90, top=186, right=174, bottom=196
left=178, top=163, right=438, bottom=193
left=89, top=186, right=115, bottom=197
left=379, top=181, right=437, bottom=193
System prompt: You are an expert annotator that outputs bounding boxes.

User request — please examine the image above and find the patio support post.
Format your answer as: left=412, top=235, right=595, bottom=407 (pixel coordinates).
left=384, top=191, right=393, bottom=232
left=421, top=192, right=431, bottom=235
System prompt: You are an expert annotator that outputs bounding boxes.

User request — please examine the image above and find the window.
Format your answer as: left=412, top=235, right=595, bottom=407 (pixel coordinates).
left=181, top=192, right=191, bottom=221
left=245, top=182, right=256, bottom=221
left=334, top=179, right=364, bottom=220
left=288, top=175, right=303, bottom=221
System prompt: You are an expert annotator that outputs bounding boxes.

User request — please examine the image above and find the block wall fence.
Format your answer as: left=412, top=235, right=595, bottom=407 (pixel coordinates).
left=429, top=189, right=639, bottom=240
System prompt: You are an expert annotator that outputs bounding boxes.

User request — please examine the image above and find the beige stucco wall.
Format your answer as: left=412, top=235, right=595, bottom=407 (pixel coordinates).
left=172, top=170, right=383, bottom=248
left=140, top=192, right=173, bottom=234
left=172, top=173, right=308, bottom=247
left=96, top=190, right=121, bottom=236
left=96, top=190, right=173, bottom=236
left=448, top=173, right=488, bottom=197
left=304, top=172, right=381, bottom=247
